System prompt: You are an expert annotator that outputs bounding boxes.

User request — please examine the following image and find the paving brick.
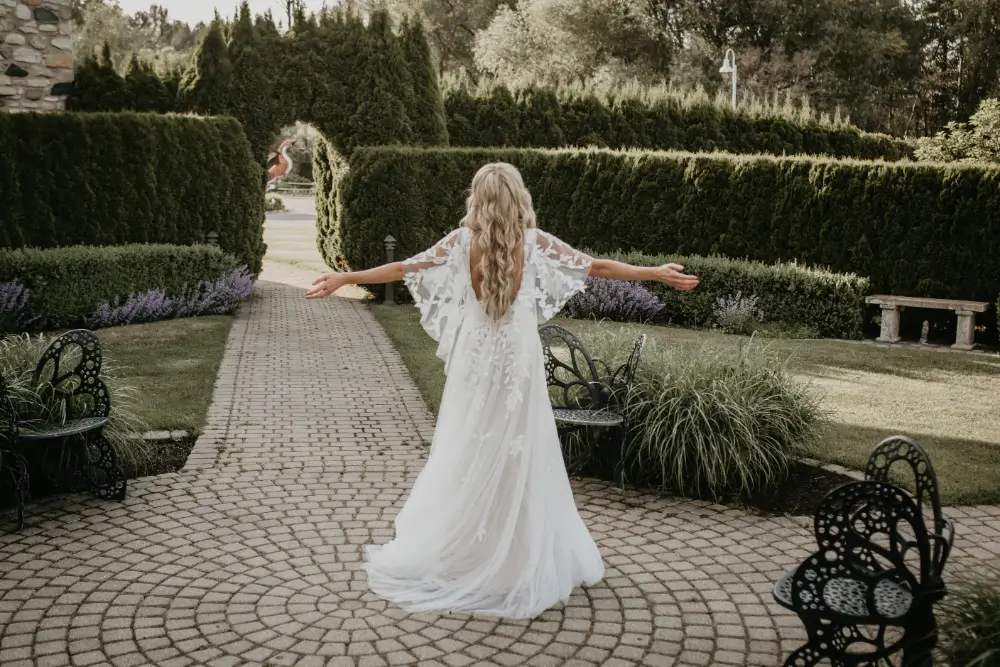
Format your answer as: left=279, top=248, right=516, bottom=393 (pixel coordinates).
left=0, top=261, right=996, bottom=667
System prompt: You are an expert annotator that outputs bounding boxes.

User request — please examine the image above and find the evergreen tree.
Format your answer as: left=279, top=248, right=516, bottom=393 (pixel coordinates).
left=400, top=16, right=449, bottom=146
left=124, top=55, right=174, bottom=113
left=65, top=53, right=104, bottom=111
left=227, top=2, right=284, bottom=161
left=97, top=43, right=128, bottom=111
left=179, top=22, right=233, bottom=116
left=349, top=10, right=413, bottom=151
left=67, top=43, right=127, bottom=112
left=162, top=65, right=185, bottom=112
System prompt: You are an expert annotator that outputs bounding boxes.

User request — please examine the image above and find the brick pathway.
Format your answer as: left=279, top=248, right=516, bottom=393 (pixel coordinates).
left=2, top=261, right=998, bottom=667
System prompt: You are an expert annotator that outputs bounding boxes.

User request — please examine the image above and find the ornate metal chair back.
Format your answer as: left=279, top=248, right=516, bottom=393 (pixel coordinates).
left=794, top=481, right=930, bottom=622
left=538, top=324, right=602, bottom=409
left=33, top=330, right=110, bottom=421
left=608, top=334, right=647, bottom=405
left=865, top=436, right=952, bottom=584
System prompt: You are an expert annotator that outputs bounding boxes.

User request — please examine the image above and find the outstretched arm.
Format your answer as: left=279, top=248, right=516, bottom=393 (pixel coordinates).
left=590, top=258, right=700, bottom=291
left=305, top=262, right=405, bottom=299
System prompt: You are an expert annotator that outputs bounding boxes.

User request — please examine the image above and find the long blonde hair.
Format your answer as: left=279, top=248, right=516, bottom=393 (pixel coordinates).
left=462, top=162, right=537, bottom=319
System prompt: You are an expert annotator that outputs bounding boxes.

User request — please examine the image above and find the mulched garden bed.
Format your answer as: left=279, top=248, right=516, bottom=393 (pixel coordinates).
left=125, top=435, right=198, bottom=478
left=738, top=461, right=859, bottom=517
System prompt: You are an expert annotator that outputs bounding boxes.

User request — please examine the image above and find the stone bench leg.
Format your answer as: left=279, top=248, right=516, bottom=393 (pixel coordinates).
left=877, top=306, right=902, bottom=344
left=952, top=310, right=976, bottom=351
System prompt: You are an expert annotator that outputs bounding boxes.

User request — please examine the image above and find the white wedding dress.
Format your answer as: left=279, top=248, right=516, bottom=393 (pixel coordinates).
left=363, top=227, right=605, bottom=619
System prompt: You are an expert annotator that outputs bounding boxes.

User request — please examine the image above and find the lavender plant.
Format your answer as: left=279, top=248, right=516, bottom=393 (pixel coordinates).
left=175, top=267, right=254, bottom=317
left=85, top=267, right=254, bottom=328
left=0, top=281, right=29, bottom=332
left=563, top=277, right=664, bottom=323
left=85, top=289, right=176, bottom=328
left=714, top=292, right=764, bottom=336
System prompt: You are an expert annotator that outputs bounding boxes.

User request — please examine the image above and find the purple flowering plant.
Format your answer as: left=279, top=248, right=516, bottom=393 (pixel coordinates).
left=1, top=281, right=30, bottom=332
left=563, top=277, right=664, bottom=323
left=85, top=267, right=254, bottom=328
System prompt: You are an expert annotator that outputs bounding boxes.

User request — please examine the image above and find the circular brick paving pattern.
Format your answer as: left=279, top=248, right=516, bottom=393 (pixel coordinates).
left=2, top=262, right=998, bottom=667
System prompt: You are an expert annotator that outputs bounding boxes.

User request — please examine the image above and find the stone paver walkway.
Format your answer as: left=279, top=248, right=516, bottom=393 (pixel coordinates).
left=2, top=261, right=999, bottom=667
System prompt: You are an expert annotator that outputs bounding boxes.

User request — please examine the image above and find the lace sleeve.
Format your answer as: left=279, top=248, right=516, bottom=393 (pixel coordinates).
left=529, top=230, right=592, bottom=323
left=402, top=228, right=468, bottom=363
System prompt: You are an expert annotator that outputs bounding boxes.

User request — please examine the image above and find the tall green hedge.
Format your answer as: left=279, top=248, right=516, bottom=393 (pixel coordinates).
left=444, top=85, right=915, bottom=161
left=327, top=147, right=1000, bottom=313
left=0, top=112, right=266, bottom=275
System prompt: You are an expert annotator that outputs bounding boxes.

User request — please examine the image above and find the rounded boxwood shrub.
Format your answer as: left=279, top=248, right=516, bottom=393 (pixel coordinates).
left=0, top=244, right=252, bottom=331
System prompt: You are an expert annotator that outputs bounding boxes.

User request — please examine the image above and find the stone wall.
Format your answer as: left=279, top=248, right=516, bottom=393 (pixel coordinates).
left=0, top=0, right=73, bottom=112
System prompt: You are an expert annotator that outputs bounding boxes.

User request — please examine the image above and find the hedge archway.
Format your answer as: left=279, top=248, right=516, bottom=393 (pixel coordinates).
left=69, top=3, right=448, bottom=162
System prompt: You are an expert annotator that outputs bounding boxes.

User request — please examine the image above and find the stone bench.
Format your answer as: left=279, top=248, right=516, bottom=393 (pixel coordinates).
left=865, top=295, right=990, bottom=350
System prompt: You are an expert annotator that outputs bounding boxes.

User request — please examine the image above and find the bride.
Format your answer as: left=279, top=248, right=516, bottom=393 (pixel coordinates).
left=306, top=162, right=699, bottom=619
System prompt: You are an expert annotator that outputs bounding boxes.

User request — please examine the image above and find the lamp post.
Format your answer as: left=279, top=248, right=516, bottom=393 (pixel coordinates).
left=719, top=48, right=737, bottom=110
left=384, top=235, right=397, bottom=304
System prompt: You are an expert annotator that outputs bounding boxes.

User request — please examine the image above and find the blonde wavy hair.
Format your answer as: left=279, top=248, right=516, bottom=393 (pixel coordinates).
left=462, top=162, right=537, bottom=319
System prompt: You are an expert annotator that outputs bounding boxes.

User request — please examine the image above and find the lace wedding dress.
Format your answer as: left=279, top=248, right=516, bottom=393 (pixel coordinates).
left=363, top=227, right=605, bottom=619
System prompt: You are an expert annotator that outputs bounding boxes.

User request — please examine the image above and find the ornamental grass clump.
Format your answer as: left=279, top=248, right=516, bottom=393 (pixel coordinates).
left=582, top=327, right=823, bottom=498
left=563, top=277, right=664, bottom=323
left=939, top=564, right=1000, bottom=667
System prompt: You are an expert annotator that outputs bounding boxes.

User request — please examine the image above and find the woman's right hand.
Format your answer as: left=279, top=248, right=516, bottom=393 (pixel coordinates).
left=305, top=273, right=347, bottom=299
left=655, top=264, right=700, bottom=291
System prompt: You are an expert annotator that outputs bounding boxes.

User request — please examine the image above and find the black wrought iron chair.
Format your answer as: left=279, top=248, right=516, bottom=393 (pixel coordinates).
left=0, top=374, right=28, bottom=532
left=773, top=436, right=953, bottom=667
left=538, top=324, right=646, bottom=480
left=18, top=330, right=126, bottom=509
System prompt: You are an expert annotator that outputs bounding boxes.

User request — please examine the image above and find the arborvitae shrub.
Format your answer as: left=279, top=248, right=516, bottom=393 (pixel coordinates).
left=329, top=146, right=1000, bottom=336
left=442, top=83, right=915, bottom=161
left=0, top=112, right=266, bottom=276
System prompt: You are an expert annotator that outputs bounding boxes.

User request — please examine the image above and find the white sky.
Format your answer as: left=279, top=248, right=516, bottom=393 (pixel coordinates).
left=116, top=0, right=332, bottom=27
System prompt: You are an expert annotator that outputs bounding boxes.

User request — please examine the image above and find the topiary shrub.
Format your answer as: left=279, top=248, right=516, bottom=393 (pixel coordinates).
left=0, top=244, right=251, bottom=331
left=0, top=112, right=266, bottom=276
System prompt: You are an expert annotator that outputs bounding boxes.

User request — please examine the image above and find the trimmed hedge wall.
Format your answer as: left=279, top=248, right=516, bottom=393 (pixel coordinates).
left=0, top=244, right=245, bottom=330
left=327, top=147, right=1000, bottom=329
left=444, top=85, right=915, bottom=161
left=0, top=112, right=266, bottom=275
left=595, top=251, right=868, bottom=339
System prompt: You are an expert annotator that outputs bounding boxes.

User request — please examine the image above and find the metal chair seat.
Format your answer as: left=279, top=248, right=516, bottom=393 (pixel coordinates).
left=553, top=408, right=624, bottom=427
left=18, top=416, right=108, bottom=440
left=774, top=568, right=914, bottom=621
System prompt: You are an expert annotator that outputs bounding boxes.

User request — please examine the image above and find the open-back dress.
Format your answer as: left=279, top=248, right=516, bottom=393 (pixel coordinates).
left=362, top=227, right=605, bottom=619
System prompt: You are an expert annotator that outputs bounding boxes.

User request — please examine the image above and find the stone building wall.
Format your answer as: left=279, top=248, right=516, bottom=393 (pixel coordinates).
left=0, top=0, right=73, bottom=112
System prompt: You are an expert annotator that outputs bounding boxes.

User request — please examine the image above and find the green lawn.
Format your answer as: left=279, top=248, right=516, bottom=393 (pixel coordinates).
left=100, top=315, right=234, bottom=434
left=370, top=304, right=1000, bottom=505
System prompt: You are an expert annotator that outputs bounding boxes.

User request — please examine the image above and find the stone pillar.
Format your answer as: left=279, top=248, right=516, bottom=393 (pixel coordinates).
left=952, top=311, right=976, bottom=351
left=0, top=0, right=74, bottom=113
left=877, top=305, right=902, bottom=344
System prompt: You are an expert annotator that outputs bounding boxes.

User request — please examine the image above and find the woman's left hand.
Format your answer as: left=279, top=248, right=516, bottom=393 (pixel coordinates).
left=305, top=273, right=346, bottom=299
